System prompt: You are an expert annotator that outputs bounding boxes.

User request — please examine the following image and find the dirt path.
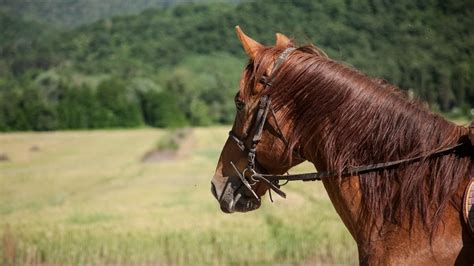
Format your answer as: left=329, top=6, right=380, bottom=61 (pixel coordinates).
left=141, top=129, right=194, bottom=163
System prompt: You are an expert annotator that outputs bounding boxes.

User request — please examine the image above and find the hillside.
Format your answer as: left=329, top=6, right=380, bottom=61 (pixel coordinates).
left=0, top=0, right=243, bottom=28
left=0, top=0, right=473, bottom=131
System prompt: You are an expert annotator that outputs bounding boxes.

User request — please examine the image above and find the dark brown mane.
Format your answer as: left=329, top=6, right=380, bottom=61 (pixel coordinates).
left=241, top=45, right=472, bottom=233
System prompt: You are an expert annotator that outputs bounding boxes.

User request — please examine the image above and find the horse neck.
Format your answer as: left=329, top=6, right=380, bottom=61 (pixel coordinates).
left=274, top=55, right=471, bottom=259
left=306, top=145, right=367, bottom=241
left=296, top=97, right=466, bottom=244
left=308, top=88, right=467, bottom=170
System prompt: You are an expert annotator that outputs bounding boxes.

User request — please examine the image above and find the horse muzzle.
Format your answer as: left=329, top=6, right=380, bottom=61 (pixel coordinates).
left=211, top=176, right=261, bottom=213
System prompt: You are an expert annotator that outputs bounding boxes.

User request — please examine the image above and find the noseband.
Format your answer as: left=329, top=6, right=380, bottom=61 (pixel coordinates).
left=227, top=47, right=472, bottom=202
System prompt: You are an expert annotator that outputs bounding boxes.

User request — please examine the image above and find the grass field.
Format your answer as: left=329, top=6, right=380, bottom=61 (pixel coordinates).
left=0, top=127, right=357, bottom=265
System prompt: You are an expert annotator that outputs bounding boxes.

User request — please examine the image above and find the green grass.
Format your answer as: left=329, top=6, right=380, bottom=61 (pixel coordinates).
left=0, top=127, right=357, bottom=265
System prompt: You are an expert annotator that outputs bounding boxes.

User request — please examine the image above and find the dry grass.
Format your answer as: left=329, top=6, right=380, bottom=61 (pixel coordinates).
left=0, top=127, right=356, bottom=265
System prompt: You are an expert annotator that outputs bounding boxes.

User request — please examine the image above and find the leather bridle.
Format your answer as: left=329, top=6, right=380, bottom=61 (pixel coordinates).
left=228, top=47, right=472, bottom=202
left=228, top=47, right=297, bottom=200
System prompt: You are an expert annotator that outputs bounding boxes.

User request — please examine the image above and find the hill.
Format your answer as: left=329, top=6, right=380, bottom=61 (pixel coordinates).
left=0, top=0, right=243, bottom=28
left=0, top=0, right=473, bottom=131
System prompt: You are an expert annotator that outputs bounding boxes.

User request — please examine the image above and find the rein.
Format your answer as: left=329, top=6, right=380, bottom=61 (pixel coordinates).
left=255, top=142, right=467, bottom=198
left=228, top=47, right=473, bottom=201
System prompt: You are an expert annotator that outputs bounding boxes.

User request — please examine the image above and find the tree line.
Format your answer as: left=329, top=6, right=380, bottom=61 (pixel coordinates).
left=0, top=0, right=472, bottom=131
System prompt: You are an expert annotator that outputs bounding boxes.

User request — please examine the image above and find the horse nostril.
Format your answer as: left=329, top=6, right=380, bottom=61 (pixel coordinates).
left=211, top=182, right=218, bottom=199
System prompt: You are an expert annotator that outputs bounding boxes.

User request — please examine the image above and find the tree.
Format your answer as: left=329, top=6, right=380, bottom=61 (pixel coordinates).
left=96, top=78, right=143, bottom=127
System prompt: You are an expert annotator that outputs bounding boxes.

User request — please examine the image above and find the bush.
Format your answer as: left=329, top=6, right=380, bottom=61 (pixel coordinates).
left=96, top=78, right=143, bottom=128
left=140, top=90, right=187, bottom=128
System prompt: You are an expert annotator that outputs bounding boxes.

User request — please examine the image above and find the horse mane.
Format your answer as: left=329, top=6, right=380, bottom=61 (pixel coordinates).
left=241, top=45, right=472, bottom=233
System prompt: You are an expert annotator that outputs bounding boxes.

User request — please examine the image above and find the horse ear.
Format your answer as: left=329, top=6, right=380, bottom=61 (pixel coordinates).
left=235, top=25, right=263, bottom=60
left=275, top=32, right=291, bottom=47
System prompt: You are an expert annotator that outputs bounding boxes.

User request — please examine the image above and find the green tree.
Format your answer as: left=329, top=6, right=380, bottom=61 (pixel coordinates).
left=140, top=90, right=187, bottom=128
left=96, top=78, right=143, bottom=127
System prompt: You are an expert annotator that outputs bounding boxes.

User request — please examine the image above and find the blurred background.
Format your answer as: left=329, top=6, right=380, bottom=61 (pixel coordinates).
left=0, top=0, right=472, bottom=265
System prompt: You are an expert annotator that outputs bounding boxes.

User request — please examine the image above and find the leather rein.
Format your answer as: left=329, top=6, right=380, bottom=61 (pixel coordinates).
left=228, top=47, right=472, bottom=201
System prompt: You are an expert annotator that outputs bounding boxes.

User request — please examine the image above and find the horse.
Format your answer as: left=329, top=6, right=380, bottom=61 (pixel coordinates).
left=211, top=26, right=474, bottom=265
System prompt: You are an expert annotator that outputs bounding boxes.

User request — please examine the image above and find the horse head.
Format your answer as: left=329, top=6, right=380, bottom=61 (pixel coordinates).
left=211, top=26, right=304, bottom=213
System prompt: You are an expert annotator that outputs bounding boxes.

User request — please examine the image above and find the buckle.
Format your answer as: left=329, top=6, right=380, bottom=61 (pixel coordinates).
left=230, top=161, right=259, bottom=201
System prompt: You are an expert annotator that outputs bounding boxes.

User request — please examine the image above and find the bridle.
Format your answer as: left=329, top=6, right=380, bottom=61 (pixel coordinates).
left=228, top=47, right=297, bottom=200
left=227, top=47, right=473, bottom=202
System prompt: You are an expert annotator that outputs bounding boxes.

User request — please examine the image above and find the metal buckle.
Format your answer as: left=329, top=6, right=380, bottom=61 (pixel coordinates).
left=242, top=167, right=257, bottom=185
left=230, top=161, right=260, bottom=201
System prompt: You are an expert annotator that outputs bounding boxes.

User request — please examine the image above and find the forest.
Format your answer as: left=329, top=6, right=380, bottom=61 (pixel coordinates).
left=0, top=0, right=472, bottom=131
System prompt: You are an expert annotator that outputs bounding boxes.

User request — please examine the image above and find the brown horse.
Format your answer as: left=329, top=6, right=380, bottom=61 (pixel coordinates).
left=211, top=26, right=474, bottom=265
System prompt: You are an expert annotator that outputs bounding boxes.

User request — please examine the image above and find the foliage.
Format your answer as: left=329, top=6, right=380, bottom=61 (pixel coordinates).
left=0, top=0, right=472, bottom=131
left=139, top=90, right=187, bottom=128
left=0, top=76, right=186, bottom=131
left=157, top=53, right=243, bottom=125
left=96, top=78, right=143, bottom=128
left=0, top=0, right=243, bottom=28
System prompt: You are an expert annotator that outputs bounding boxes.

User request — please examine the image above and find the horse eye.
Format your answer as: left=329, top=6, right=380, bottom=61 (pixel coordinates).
left=235, top=99, right=245, bottom=111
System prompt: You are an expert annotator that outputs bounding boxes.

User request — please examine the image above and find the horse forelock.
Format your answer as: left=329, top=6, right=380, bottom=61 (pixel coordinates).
left=242, top=44, right=472, bottom=235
